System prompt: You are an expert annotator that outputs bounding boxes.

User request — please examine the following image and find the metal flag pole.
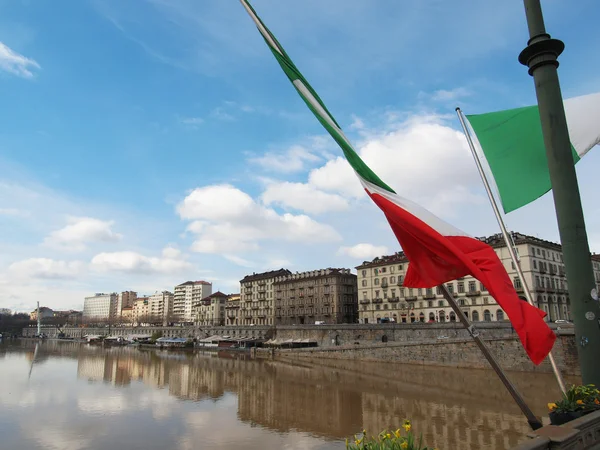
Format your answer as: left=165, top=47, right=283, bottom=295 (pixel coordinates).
left=439, top=284, right=542, bottom=430
left=455, top=107, right=567, bottom=395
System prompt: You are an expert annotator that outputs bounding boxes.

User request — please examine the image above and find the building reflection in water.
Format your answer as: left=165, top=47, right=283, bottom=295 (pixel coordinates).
left=55, top=341, right=572, bottom=450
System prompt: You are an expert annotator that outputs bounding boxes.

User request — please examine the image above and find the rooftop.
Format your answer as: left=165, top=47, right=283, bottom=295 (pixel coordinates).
left=176, top=280, right=212, bottom=287
left=240, top=268, right=292, bottom=283
left=274, top=268, right=355, bottom=284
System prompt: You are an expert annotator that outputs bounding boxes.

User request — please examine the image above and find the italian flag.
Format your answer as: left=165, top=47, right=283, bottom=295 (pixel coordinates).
left=466, top=93, right=600, bottom=213
left=240, top=0, right=556, bottom=364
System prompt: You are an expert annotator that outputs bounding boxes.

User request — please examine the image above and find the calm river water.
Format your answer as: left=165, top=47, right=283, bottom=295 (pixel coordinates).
left=0, top=339, right=575, bottom=450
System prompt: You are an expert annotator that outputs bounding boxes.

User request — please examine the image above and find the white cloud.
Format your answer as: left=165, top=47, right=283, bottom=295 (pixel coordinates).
left=261, top=181, right=349, bottom=214
left=0, top=42, right=40, bottom=78
left=90, top=249, right=192, bottom=275
left=0, top=207, right=30, bottom=217
left=177, top=184, right=341, bottom=255
left=223, top=255, right=255, bottom=267
left=305, top=114, right=483, bottom=217
left=181, top=117, right=204, bottom=127
left=338, top=243, right=390, bottom=260
left=427, top=87, right=472, bottom=102
left=8, top=258, right=84, bottom=280
left=210, top=107, right=235, bottom=121
left=248, top=145, right=320, bottom=173
left=44, top=217, right=122, bottom=252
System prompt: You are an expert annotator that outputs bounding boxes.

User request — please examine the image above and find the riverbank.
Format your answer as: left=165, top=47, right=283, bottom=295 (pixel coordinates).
left=22, top=322, right=577, bottom=374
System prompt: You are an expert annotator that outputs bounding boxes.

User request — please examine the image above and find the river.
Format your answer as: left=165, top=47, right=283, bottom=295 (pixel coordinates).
left=0, top=339, right=575, bottom=449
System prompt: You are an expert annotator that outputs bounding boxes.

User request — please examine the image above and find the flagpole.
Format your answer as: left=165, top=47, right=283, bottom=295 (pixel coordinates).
left=439, top=285, right=542, bottom=429
left=455, top=107, right=567, bottom=395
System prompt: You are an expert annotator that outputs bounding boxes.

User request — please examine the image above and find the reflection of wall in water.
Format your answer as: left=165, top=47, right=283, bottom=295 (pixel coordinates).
left=361, top=394, right=530, bottom=450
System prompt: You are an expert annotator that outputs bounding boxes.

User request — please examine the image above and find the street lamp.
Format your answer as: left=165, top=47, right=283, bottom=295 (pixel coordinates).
left=519, top=0, right=600, bottom=384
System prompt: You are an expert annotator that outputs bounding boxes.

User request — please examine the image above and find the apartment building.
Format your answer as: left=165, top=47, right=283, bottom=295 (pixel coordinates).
left=116, top=291, right=137, bottom=314
left=83, top=293, right=118, bottom=321
left=240, top=269, right=291, bottom=326
left=133, top=296, right=150, bottom=324
left=356, top=232, right=594, bottom=324
left=225, top=293, right=241, bottom=325
left=149, top=290, right=174, bottom=326
left=194, top=291, right=228, bottom=326
left=30, top=306, right=54, bottom=321
left=173, top=281, right=212, bottom=324
left=274, top=268, right=358, bottom=325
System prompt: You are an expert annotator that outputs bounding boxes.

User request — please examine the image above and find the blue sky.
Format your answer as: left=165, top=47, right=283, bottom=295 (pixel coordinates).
left=1, top=0, right=599, bottom=313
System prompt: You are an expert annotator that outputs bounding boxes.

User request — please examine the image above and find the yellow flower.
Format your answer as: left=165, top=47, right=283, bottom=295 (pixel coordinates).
left=577, top=400, right=584, bottom=405
left=355, top=439, right=362, bottom=445
left=345, top=438, right=349, bottom=449
left=386, top=433, right=392, bottom=439
left=394, top=429, right=402, bottom=438
left=402, top=421, right=411, bottom=432
left=548, top=403, right=557, bottom=411
left=400, top=442, right=408, bottom=449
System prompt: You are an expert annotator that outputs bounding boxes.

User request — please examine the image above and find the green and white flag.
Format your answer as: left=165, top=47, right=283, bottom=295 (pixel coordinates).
left=465, top=92, right=600, bottom=213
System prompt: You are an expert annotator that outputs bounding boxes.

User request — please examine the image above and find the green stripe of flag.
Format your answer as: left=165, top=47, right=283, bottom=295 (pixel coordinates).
left=240, top=0, right=395, bottom=194
left=466, top=90, right=600, bottom=214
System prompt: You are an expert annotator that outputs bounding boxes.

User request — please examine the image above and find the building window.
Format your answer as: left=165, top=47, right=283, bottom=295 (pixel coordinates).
left=391, top=289, right=396, bottom=298
left=408, top=288, right=413, bottom=297
left=446, top=283, right=453, bottom=293
left=472, top=310, right=480, bottom=321
left=375, top=290, right=380, bottom=298
left=362, top=269, right=367, bottom=276
left=400, top=288, right=405, bottom=298
left=362, top=280, right=367, bottom=287
left=483, top=297, right=489, bottom=304
left=436, top=286, right=442, bottom=295
left=459, top=299, right=466, bottom=306
left=458, top=283, right=465, bottom=293
left=417, top=288, right=422, bottom=296
left=468, top=281, right=476, bottom=292
left=484, top=310, right=491, bottom=321
left=514, top=278, right=522, bottom=289
left=428, top=301, right=433, bottom=308
left=390, top=276, right=395, bottom=284
left=497, top=310, right=505, bottom=321
left=374, top=278, right=379, bottom=286
left=537, top=248, right=540, bottom=255
left=471, top=298, right=477, bottom=306
left=533, top=260, right=537, bottom=269
left=438, top=300, right=444, bottom=307
left=363, top=292, right=367, bottom=299
left=398, top=265, right=403, bottom=270
left=390, top=266, right=395, bottom=273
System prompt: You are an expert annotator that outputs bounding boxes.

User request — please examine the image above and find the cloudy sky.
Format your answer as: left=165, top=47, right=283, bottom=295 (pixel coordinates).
left=1, top=0, right=599, bottom=313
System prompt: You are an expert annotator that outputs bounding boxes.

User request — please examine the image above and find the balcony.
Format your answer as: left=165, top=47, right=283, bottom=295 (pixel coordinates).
left=423, top=293, right=436, bottom=300
left=388, top=297, right=400, bottom=303
left=539, top=266, right=546, bottom=274
left=359, top=299, right=370, bottom=304
left=372, top=298, right=383, bottom=304
left=536, top=286, right=546, bottom=293
left=514, top=286, right=525, bottom=293
left=381, top=281, right=389, bottom=288
left=405, top=296, right=417, bottom=302
left=251, top=306, right=259, bottom=310
left=466, top=290, right=481, bottom=297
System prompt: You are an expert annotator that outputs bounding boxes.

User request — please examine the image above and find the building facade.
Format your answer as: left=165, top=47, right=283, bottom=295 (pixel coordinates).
left=194, top=291, right=228, bottom=326
left=133, top=296, right=150, bottom=325
left=30, top=307, right=54, bottom=321
left=240, top=269, right=292, bottom=326
left=274, top=268, right=358, bottom=325
left=173, top=281, right=212, bottom=324
left=116, top=291, right=137, bottom=315
left=83, top=293, right=118, bottom=321
left=356, top=233, right=592, bottom=325
left=149, top=291, right=174, bottom=325
left=225, top=293, right=241, bottom=325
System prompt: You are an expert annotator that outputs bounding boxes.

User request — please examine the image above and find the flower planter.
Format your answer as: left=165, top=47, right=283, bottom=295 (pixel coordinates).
left=548, top=409, right=596, bottom=426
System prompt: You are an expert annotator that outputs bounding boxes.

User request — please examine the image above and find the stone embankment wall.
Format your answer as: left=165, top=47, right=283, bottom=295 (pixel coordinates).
left=273, top=333, right=578, bottom=375
left=23, top=322, right=577, bottom=374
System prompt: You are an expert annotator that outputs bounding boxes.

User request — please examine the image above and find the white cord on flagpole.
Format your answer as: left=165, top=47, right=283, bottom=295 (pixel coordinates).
left=456, top=107, right=567, bottom=395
